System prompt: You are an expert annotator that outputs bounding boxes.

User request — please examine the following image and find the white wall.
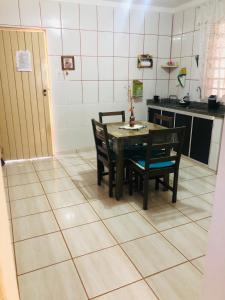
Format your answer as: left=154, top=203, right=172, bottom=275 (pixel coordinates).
left=169, top=6, right=201, bottom=101
left=0, top=0, right=173, bottom=153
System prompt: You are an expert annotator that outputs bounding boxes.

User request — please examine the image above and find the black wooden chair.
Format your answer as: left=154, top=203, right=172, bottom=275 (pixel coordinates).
left=128, top=127, right=186, bottom=210
left=153, top=113, right=174, bottom=128
left=92, top=119, right=116, bottom=197
left=99, top=111, right=125, bottom=123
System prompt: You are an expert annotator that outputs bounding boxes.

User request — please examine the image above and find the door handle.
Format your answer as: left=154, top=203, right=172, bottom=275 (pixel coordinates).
left=43, top=89, right=47, bottom=96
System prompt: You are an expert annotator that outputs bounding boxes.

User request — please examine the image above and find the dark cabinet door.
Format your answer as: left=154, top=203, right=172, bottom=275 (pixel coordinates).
left=161, top=111, right=175, bottom=128
left=190, top=117, right=213, bottom=164
left=175, top=113, right=192, bottom=156
left=148, top=108, right=161, bottom=124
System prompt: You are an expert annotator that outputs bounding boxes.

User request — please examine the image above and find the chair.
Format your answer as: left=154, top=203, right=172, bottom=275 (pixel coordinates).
left=99, top=111, right=125, bottom=123
left=92, top=119, right=115, bottom=197
left=128, top=127, right=186, bottom=210
left=153, top=113, right=174, bottom=128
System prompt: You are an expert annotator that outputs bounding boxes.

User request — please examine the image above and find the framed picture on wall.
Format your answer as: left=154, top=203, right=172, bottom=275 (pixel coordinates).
left=61, top=56, right=75, bottom=71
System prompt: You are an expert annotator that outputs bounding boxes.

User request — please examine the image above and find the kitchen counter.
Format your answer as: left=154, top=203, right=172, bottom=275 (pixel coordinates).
left=147, top=99, right=225, bottom=119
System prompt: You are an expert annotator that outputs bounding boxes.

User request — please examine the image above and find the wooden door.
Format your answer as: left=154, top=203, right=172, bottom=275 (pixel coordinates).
left=0, top=28, right=53, bottom=160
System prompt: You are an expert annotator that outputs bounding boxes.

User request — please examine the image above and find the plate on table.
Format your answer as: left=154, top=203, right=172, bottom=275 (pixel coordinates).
left=119, top=124, right=146, bottom=130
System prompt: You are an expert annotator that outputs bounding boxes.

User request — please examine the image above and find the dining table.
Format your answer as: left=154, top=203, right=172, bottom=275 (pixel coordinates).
left=106, top=120, right=165, bottom=200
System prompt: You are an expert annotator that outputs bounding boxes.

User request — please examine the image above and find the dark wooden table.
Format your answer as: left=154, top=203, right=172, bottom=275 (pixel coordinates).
left=107, top=120, right=164, bottom=200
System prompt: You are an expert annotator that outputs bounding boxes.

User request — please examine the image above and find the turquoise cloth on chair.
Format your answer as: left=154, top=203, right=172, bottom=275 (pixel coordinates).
left=132, top=159, right=175, bottom=170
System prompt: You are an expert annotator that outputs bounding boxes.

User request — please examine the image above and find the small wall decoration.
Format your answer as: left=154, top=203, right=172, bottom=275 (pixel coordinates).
left=132, top=80, right=143, bottom=101
left=137, top=54, right=153, bottom=68
left=61, top=56, right=75, bottom=71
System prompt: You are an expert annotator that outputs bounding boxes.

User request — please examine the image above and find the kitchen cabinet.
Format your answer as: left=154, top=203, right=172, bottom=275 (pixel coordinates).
left=175, top=113, right=192, bottom=156
left=148, top=108, right=161, bottom=124
left=161, top=111, right=175, bottom=127
left=190, top=117, right=213, bottom=164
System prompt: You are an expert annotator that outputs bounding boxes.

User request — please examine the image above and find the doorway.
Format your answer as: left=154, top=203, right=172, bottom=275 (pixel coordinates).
left=0, top=28, right=53, bottom=160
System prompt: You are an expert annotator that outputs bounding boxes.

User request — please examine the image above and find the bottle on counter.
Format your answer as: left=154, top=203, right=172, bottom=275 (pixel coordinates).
left=129, top=108, right=135, bottom=127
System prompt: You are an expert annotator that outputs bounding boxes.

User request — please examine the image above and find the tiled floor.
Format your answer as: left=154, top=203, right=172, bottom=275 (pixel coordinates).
left=3, top=151, right=215, bottom=300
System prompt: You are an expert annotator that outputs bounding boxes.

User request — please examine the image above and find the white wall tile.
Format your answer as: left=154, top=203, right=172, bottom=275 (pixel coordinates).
left=171, top=35, right=182, bottom=58
left=52, top=81, right=82, bottom=105
left=98, top=6, right=113, bottom=32
left=114, top=7, right=129, bottom=33
left=130, top=9, right=145, bottom=34
left=82, top=57, right=98, bottom=80
left=98, top=32, right=113, bottom=56
left=80, top=4, right=97, bottom=30
left=169, top=58, right=181, bottom=80
left=183, top=7, right=195, bottom=33
left=20, top=0, right=41, bottom=27
left=129, top=34, right=144, bottom=57
left=98, top=57, right=113, bottom=80
left=81, top=31, right=97, bottom=56
left=99, top=81, right=114, bottom=103
left=0, top=0, right=20, bottom=25
left=143, top=80, right=156, bottom=100
left=159, top=12, right=173, bottom=36
left=168, top=80, right=179, bottom=96
left=114, top=81, right=128, bottom=103
left=191, top=56, right=200, bottom=80
left=189, top=80, right=201, bottom=101
left=41, top=1, right=61, bottom=28
left=83, top=81, right=98, bottom=103
left=114, top=57, right=128, bottom=80
left=193, top=30, right=200, bottom=55
left=61, top=2, right=79, bottom=29
left=129, top=58, right=143, bottom=80
left=144, top=35, right=158, bottom=57
left=145, top=11, right=159, bottom=35
left=114, top=33, right=129, bottom=57
left=156, top=80, right=169, bottom=98
left=177, top=80, right=190, bottom=99
left=64, top=56, right=81, bottom=80
left=47, top=29, right=62, bottom=55
left=143, top=59, right=157, bottom=80
left=195, top=7, right=201, bottom=31
left=173, top=11, right=183, bottom=35
left=157, top=59, right=170, bottom=80
left=180, top=56, right=192, bottom=79
left=62, top=30, right=80, bottom=55
left=181, top=32, right=193, bottom=57
left=158, top=36, right=171, bottom=58
left=48, top=56, right=64, bottom=81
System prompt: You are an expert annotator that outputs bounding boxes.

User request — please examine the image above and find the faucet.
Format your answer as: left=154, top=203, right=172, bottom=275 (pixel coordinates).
left=196, top=86, right=202, bottom=100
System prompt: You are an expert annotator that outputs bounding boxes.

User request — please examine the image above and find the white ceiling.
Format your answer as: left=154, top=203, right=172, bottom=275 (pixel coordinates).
left=104, top=0, right=193, bottom=8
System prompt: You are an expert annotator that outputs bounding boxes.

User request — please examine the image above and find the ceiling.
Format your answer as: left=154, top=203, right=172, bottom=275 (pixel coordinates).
left=104, top=0, right=193, bottom=8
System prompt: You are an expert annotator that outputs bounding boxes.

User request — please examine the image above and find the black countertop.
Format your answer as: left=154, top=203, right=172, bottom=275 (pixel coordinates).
left=147, top=99, right=225, bottom=118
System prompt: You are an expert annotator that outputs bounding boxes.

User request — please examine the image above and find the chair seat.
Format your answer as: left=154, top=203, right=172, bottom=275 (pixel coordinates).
left=131, top=159, right=175, bottom=170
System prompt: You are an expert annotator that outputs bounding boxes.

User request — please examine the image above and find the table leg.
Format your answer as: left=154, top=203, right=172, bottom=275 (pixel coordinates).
left=115, top=139, right=124, bottom=200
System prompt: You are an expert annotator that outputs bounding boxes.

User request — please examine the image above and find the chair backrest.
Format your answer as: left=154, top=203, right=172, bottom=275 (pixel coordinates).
left=143, top=127, right=186, bottom=171
left=91, top=119, right=112, bottom=163
left=153, top=113, right=173, bottom=128
left=99, top=111, right=125, bottom=123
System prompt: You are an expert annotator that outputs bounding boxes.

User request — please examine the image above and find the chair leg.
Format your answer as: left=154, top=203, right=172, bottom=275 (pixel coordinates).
left=155, top=178, right=159, bottom=191
left=109, top=166, right=113, bottom=198
left=172, top=171, right=178, bottom=203
left=163, top=174, right=169, bottom=191
left=128, top=166, right=133, bottom=196
left=143, top=174, right=149, bottom=210
left=97, top=160, right=103, bottom=186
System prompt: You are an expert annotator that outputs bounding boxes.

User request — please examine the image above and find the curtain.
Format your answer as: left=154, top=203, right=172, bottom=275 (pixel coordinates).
left=199, top=0, right=225, bottom=101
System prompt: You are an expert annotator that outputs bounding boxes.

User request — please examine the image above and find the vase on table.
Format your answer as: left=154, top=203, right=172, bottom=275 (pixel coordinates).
left=128, top=86, right=135, bottom=127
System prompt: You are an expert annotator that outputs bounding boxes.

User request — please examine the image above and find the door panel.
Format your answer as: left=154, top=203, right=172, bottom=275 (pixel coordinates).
left=0, top=28, right=52, bottom=160
left=175, top=113, right=192, bottom=156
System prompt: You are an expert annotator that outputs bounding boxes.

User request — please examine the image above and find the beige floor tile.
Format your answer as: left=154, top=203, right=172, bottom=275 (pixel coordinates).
left=179, top=178, right=215, bottom=196
left=199, top=192, right=214, bottom=204
left=63, top=221, right=116, bottom=257
left=79, top=184, right=109, bottom=200
left=9, top=183, right=44, bottom=201
left=47, top=188, right=87, bottom=209
left=15, top=232, right=70, bottom=274
left=2, top=166, right=7, bottom=176
left=174, top=197, right=212, bottom=221
left=191, top=256, right=205, bottom=273
left=7, top=172, right=39, bottom=187
left=4, top=187, right=9, bottom=201
left=90, top=198, right=135, bottom=219
left=42, top=177, right=75, bottom=194
left=180, top=158, right=195, bottom=168
left=18, top=260, right=87, bottom=300
left=33, top=159, right=61, bottom=171
left=201, top=175, right=217, bottom=186
left=79, top=150, right=96, bottom=160
left=72, top=172, right=98, bottom=188
left=104, top=212, right=156, bottom=243
left=95, top=280, right=157, bottom=300
left=65, top=164, right=94, bottom=176
left=162, top=223, right=208, bottom=260
left=7, top=163, right=35, bottom=175
left=75, top=245, right=141, bottom=298
left=54, top=203, right=99, bottom=229
left=176, top=183, right=195, bottom=200
left=146, top=262, right=202, bottom=300
left=59, top=157, right=87, bottom=167
left=196, top=217, right=212, bottom=231
left=140, top=204, right=190, bottom=231
left=121, top=234, right=186, bottom=277
left=13, top=211, right=59, bottom=242
left=37, top=168, right=68, bottom=181
left=3, top=176, right=7, bottom=187
left=181, top=165, right=214, bottom=180
left=10, top=195, right=50, bottom=218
